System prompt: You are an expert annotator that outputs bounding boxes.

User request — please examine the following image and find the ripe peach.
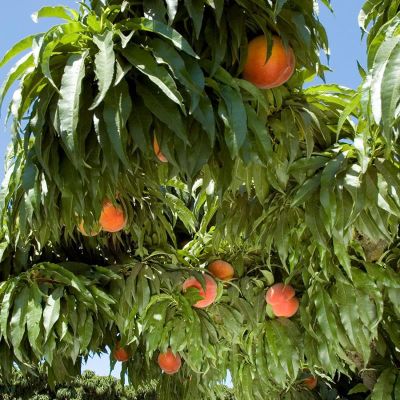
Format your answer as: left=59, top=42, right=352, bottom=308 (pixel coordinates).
left=78, top=220, right=101, bottom=237
left=271, top=297, right=299, bottom=318
left=153, top=136, right=168, bottom=163
left=266, top=283, right=299, bottom=318
left=182, top=274, right=217, bottom=308
left=303, top=376, right=318, bottom=390
left=158, top=348, right=182, bottom=374
left=243, top=35, right=295, bottom=89
left=99, top=201, right=127, bottom=233
left=113, top=342, right=129, bottom=362
left=265, top=283, right=295, bottom=306
left=207, top=260, right=234, bottom=281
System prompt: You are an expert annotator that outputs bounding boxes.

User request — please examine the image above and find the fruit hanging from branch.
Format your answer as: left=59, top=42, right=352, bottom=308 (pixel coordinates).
left=265, top=283, right=299, bottom=318
left=113, top=342, right=130, bottom=362
left=99, top=201, right=127, bottom=233
left=303, top=376, right=318, bottom=390
left=243, top=35, right=296, bottom=89
left=182, top=275, right=218, bottom=308
left=157, top=349, right=182, bottom=375
left=153, top=136, right=168, bottom=163
left=207, top=260, right=234, bottom=281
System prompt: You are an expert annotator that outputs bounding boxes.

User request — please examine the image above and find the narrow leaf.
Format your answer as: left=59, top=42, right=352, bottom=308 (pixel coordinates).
left=57, top=51, right=88, bottom=164
left=9, top=287, right=30, bottom=356
left=0, top=53, right=34, bottom=110
left=123, top=45, right=184, bottom=109
left=27, top=283, right=43, bottom=356
left=90, top=31, right=116, bottom=110
left=43, top=287, right=63, bottom=341
left=32, top=6, right=78, bottom=22
left=0, top=34, right=41, bottom=68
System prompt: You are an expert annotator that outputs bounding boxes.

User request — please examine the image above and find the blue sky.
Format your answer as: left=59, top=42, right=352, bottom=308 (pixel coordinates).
left=0, top=0, right=366, bottom=379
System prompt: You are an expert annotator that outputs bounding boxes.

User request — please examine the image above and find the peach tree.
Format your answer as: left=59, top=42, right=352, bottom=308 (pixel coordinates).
left=0, top=0, right=399, bottom=398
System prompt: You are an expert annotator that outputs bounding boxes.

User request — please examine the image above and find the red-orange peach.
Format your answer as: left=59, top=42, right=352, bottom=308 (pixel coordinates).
left=243, top=35, right=295, bottom=89
left=153, top=136, right=168, bottom=163
left=265, top=283, right=295, bottom=306
left=99, top=201, right=127, bottom=233
left=303, top=376, right=318, bottom=390
left=113, top=342, right=129, bottom=362
left=266, top=283, right=299, bottom=318
left=271, top=297, right=299, bottom=318
left=158, top=348, right=182, bottom=374
left=182, top=274, right=217, bottom=308
left=207, top=260, right=234, bottom=281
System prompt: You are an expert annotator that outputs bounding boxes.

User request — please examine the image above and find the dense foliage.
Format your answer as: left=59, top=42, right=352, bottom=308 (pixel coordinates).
left=0, top=369, right=158, bottom=399
left=0, top=0, right=399, bottom=399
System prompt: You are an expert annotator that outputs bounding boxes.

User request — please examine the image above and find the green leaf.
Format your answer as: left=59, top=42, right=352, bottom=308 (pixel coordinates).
left=252, top=164, right=270, bottom=203
left=305, top=197, right=328, bottom=246
left=57, top=51, right=88, bottom=165
left=292, top=173, right=322, bottom=207
left=320, top=154, right=344, bottom=229
left=137, top=268, right=151, bottom=314
left=334, top=282, right=361, bottom=347
left=380, top=40, right=400, bottom=134
left=90, top=31, right=116, bottom=110
left=122, top=45, right=184, bottom=109
left=103, top=82, right=132, bottom=167
left=169, top=318, right=187, bottom=351
left=184, top=0, right=204, bottom=38
left=371, top=368, right=397, bottom=400
left=0, top=34, right=41, bottom=68
left=9, top=286, right=30, bottom=359
left=39, top=22, right=86, bottom=88
left=150, top=38, right=204, bottom=110
left=375, top=158, right=400, bottom=201
left=289, top=156, right=329, bottom=175
left=348, top=383, right=369, bottom=395
left=0, top=280, right=17, bottom=344
left=238, top=79, right=269, bottom=112
left=274, top=0, right=288, bottom=17
left=337, top=92, right=361, bottom=134
left=370, top=35, right=400, bottom=125
left=136, top=81, right=186, bottom=141
left=127, top=98, right=152, bottom=153
left=314, top=289, right=339, bottom=343
left=116, top=18, right=198, bottom=58
left=245, top=105, right=272, bottom=163
left=165, top=193, right=196, bottom=233
left=31, top=6, right=78, bottom=22
left=22, top=162, right=39, bottom=192
left=43, top=287, right=63, bottom=341
left=0, top=53, right=34, bottom=110
left=80, top=314, right=93, bottom=350
left=192, top=95, right=216, bottom=144
left=26, top=283, right=43, bottom=356
left=204, top=19, right=227, bottom=75
left=41, top=263, right=96, bottom=309
left=142, top=0, right=167, bottom=21
left=219, top=85, right=247, bottom=157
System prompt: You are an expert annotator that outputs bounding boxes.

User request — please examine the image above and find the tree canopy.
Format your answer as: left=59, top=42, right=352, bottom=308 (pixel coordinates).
left=0, top=0, right=399, bottom=399
left=0, top=369, right=160, bottom=400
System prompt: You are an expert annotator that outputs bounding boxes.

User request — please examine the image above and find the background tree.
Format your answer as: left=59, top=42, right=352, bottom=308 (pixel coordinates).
left=0, top=0, right=399, bottom=399
left=0, top=369, right=201, bottom=399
